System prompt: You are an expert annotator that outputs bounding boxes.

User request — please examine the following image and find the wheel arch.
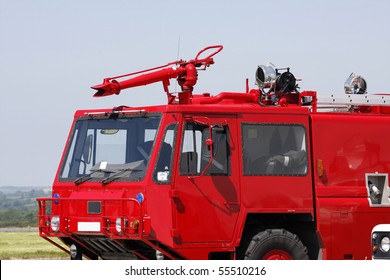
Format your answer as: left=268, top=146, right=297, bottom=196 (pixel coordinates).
left=236, top=213, right=320, bottom=260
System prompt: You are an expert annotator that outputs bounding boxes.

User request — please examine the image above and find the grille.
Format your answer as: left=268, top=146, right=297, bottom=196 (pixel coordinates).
left=88, top=201, right=101, bottom=214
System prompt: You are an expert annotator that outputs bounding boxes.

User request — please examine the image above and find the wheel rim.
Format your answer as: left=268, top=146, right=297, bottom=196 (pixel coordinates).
left=262, top=249, right=293, bottom=260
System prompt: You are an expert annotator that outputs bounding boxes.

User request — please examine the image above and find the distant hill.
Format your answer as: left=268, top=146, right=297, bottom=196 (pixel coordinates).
left=0, top=186, right=51, bottom=227
left=0, top=186, right=51, bottom=194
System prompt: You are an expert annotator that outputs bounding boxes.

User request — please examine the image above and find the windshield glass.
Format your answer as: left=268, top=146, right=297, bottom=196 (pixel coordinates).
left=59, top=114, right=161, bottom=182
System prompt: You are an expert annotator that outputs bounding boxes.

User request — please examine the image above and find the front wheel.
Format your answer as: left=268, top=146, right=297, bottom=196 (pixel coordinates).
left=245, top=229, right=309, bottom=260
left=70, top=243, right=83, bottom=260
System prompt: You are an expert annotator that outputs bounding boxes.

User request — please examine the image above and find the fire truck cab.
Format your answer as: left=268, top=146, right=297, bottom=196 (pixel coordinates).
left=37, top=46, right=390, bottom=260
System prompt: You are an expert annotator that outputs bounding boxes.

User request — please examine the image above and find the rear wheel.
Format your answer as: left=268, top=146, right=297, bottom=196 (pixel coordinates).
left=245, top=229, right=309, bottom=260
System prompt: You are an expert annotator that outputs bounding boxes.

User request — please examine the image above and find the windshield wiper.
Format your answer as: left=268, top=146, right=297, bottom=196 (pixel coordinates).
left=100, top=160, right=145, bottom=186
left=74, top=161, right=110, bottom=185
left=74, top=170, right=105, bottom=185
left=101, top=168, right=143, bottom=185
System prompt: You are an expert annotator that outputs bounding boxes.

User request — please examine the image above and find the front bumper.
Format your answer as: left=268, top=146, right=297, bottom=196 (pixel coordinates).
left=37, top=197, right=150, bottom=239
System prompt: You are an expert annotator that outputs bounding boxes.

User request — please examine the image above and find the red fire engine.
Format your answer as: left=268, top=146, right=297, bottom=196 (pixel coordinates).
left=37, top=45, right=390, bottom=260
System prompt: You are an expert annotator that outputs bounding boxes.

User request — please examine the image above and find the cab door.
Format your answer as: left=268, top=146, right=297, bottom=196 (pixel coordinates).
left=172, top=114, right=240, bottom=243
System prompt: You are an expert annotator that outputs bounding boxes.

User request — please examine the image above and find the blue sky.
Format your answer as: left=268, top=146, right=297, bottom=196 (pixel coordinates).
left=1, top=0, right=390, bottom=186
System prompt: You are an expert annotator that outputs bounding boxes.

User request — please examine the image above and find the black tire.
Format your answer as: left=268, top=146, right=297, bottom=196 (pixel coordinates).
left=245, top=229, right=309, bottom=260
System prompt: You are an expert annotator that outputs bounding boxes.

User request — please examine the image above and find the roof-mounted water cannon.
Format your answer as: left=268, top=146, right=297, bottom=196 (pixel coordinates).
left=91, top=45, right=223, bottom=104
left=344, top=73, right=367, bottom=94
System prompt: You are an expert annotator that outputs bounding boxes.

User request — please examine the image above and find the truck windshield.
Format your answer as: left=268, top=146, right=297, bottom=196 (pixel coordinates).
left=59, top=114, right=161, bottom=182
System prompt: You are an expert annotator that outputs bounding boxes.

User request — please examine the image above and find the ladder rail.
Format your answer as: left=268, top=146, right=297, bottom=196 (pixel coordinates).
left=317, top=94, right=390, bottom=106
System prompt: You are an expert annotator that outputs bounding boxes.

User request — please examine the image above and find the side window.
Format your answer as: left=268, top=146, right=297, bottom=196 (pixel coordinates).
left=153, top=123, right=177, bottom=184
left=242, top=124, right=307, bottom=176
left=180, top=122, right=229, bottom=176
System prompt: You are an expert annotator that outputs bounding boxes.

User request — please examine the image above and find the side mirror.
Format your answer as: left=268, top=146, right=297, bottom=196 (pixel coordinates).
left=82, top=134, right=93, bottom=164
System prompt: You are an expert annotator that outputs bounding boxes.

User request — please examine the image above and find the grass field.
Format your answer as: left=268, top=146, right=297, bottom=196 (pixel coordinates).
left=0, top=231, right=68, bottom=259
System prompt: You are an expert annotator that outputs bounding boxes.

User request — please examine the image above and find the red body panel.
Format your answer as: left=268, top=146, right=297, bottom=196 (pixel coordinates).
left=311, top=113, right=390, bottom=259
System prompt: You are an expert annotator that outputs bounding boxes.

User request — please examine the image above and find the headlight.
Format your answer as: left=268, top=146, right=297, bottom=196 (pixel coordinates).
left=50, top=215, right=60, bottom=232
left=380, top=236, right=390, bottom=253
left=115, top=217, right=122, bottom=233
left=344, top=73, right=367, bottom=94
left=372, top=224, right=390, bottom=259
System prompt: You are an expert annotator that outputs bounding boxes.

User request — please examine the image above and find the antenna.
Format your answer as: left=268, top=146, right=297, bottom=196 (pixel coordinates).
left=176, top=36, right=181, bottom=61
left=174, top=36, right=181, bottom=93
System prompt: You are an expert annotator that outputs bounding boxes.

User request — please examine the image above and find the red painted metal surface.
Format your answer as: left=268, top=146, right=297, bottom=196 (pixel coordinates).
left=37, top=45, right=390, bottom=260
left=263, top=250, right=293, bottom=260
left=91, top=45, right=223, bottom=104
